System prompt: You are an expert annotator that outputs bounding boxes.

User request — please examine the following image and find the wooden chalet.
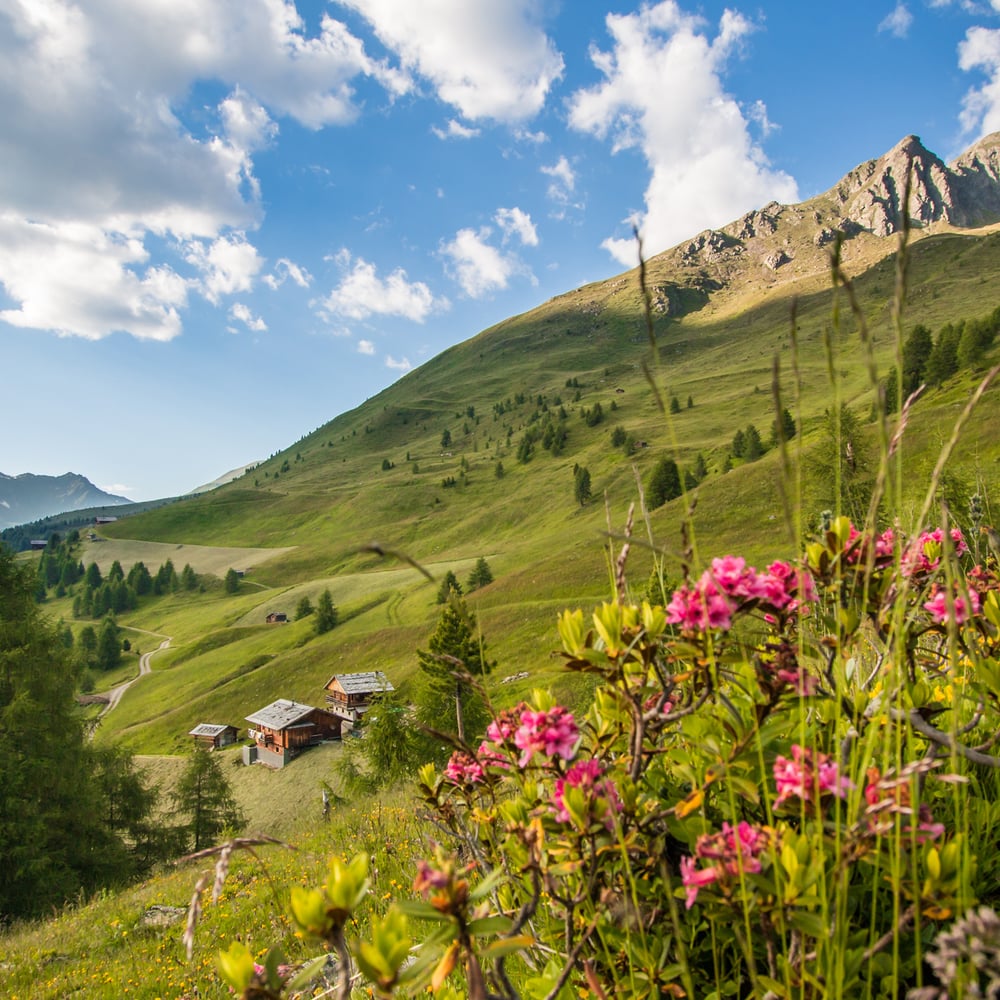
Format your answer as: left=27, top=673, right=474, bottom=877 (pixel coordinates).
left=323, top=671, right=394, bottom=727
left=245, top=699, right=340, bottom=767
left=189, top=723, right=240, bottom=749
left=265, top=612, right=288, bottom=623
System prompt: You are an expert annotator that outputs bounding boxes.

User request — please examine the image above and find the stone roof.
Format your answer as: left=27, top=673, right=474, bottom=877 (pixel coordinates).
left=323, top=670, right=394, bottom=695
left=189, top=723, right=236, bottom=737
left=245, top=699, right=317, bottom=730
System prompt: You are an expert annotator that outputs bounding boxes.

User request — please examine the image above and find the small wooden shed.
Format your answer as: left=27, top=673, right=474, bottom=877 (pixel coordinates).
left=245, top=699, right=341, bottom=768
left=189, top=723, right=240, bottom=749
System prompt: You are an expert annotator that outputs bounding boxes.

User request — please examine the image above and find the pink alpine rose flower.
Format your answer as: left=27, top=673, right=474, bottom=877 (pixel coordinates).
left=551, top=758, right=622, bottom=829
left=923, top=584, right=981, bottom=625
left=514, top=705, right=579, bottom=766
left=773, top=745, right=851, bottom=808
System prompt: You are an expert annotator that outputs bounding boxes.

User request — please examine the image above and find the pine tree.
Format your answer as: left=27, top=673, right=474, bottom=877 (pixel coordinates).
left=436, top=571, right=462, bottom=604
left=315, top=588, right=338, bottom=633
left=224, top=568, right=240, bottom=594
left=0, top=550, right=161, bottom=919
left=926, top=322, right=962, bottom=385
left=770, top=408, right=796, bottom=446
left=574, top=465, right=593, bottom=505
left=97, top=616, right=122, bottom=671
left=647, top=457, right=681, bottom=509
left=744, top=424, right=764, bottom=461
left=416, top=596, right=494, bottom=748
left=295, top=595, right=314, bottom=619
left=901, top=323, right=933, bottom=395
left=466, top=557, right=494, bottom=591
left=171, top=750, right=246, bottom=852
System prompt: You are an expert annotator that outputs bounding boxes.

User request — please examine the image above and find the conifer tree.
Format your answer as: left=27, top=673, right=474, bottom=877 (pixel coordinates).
left=901, top=323, right=933, bottom=395
left=97, top=616, right=122, bottom=671
left=466, top=557, right=493, bottom=591
left=315, top=588, right=338, bottom=633
left=436, top=571, right=462, bottom=604
left=416, top=595, right=494, bottom=748
left=647, top=457, right=681, bottom=509
left=0, top=550, right=164, bottom=919
left=171, top=750, right=246, bottom=852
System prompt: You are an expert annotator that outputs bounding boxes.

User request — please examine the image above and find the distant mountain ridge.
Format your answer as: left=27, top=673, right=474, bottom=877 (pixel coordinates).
left=0, top=472, right=131, bottom=530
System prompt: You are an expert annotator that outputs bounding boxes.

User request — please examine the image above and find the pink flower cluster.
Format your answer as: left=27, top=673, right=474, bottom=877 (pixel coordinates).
left=444, top=750, right=486, bottom=786
left=679, top=821, right=770, bottom=909
left=923, top=583, right=981, bottom=625
left=665, top=556, right=816, bottom=633
left=904, top=528, right=968, bottom=577
left=512, top=705, right=579, bottom=767
left=461, top=704, right=580, bottom=778
left=550, top=758, right=622, bottom=830
left=773, top=744, right=852, bottom=809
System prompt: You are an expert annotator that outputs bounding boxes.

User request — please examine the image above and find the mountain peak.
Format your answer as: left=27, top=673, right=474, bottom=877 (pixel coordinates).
left=0, top=472, right=132, bottom=530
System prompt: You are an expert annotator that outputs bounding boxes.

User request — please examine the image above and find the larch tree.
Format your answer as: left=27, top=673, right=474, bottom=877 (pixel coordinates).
left=416, top=595, right=495, bottom=751
left=171, top=750, right=246, bottom=852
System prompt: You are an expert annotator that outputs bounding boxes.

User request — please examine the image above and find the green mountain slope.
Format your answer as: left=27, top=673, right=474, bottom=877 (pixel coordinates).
left=75, top=134, right=1000, bottom=753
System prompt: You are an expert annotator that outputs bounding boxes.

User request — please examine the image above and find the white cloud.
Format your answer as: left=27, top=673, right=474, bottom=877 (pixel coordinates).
left=541, top=155, right=576, bottom=203
left=99, top=484, right=135, bottom=497
left=0, top=215, right=187, bottom=340
left=0, top=0, right=411, bottom=341
left=514, top=127, right=548, bottom=144
left=321, top=252, right=448, bottom=322
left=495, top=207, right=539, bottom=246
left=358, top=339, right=376, bottom=354
left=185, top=234, right=264, bottom=304
left=567, top=1, right=798, bottom=264
left=385, top=355, right=412, bottom=371
left=229, top=302, right=267, bottom=331
left=220, top=88, right=278, bottom=154
left=441, top=227, right=533, bottom=297
left=339, top=0, right=563, bottom=121
left=959, top=26, right=1000, bottom=135
left=878, top=3, right=913, bottom=38
left=432, top=119, right=481, bottom=140
left=263, top=257, right=313, bottom=290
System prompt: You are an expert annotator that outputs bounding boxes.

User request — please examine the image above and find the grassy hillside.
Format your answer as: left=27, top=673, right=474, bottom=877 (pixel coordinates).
left=46, top=226, right=996, bottom=760
left=7, top=217, right=1000, bottom=998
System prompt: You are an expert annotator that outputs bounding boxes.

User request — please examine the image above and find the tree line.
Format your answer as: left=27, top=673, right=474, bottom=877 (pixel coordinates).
left=0, top=549, right=245, bottom=921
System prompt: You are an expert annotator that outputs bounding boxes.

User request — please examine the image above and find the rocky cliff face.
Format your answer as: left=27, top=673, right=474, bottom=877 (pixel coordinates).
left=653, top=131, right=1000, bottom=300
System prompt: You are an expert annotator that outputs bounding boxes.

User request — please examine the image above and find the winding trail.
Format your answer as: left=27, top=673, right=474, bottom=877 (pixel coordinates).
left=99, top=630, right=171, bottom=718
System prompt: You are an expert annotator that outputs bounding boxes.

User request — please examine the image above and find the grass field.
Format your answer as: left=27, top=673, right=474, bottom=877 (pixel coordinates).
left=80, top=538, right=296, bottom=579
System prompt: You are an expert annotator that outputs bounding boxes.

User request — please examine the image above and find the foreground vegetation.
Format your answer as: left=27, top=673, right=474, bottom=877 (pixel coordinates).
left=6, top=215, right=1000, bottom=996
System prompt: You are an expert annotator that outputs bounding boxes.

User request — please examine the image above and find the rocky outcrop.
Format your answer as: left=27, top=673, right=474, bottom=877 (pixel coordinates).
left=948, top=133, right=1000, bottom=227
left=827, top=132, right=1000, bottom=237
left=650, top=131, right=1000, bottom=307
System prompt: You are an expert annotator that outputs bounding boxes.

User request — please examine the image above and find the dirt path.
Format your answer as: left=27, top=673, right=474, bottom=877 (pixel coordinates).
left=99, top=631, right=171, bottom=717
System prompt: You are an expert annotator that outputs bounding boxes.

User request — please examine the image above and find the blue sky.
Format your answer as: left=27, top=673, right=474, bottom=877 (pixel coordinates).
left=3, top=0, right=1000, bottom=501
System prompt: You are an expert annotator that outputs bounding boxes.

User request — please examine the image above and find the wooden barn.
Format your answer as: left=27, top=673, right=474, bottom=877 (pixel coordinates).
left=188, top=723, right=240, bottom=749
left=323, top=671, right=394, bottom=727
left=245, top=699, right=341, bottom=768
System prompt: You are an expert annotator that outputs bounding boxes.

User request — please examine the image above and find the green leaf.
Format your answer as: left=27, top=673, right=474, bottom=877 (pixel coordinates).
left=481, top=934, right=534, bottom=959
left=286, top=953, right=334, bottom=991
left=397, top=899, right=454, bottom=922
left=467, top=914, right=513, bottom=937
left=789, top=909, right=828, bottom=938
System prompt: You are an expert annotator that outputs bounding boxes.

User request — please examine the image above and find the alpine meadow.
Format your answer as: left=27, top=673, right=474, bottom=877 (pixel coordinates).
left=7, top=133, right=1000, bottom=998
